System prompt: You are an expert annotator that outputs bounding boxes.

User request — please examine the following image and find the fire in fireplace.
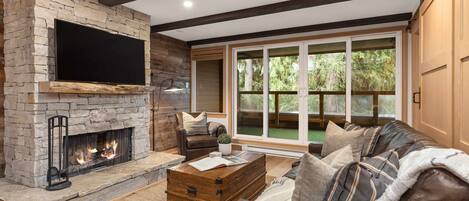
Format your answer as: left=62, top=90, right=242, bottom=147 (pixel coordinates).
left=67, top=128, right=132, bottom=176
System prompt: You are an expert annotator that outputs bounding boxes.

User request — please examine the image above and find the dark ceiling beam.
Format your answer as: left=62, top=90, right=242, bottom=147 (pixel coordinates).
left=151, top=0, right=351, bottom=32
left=188, top=13, right=412, bottom=46
left=99, top=0, right=136, bottom=7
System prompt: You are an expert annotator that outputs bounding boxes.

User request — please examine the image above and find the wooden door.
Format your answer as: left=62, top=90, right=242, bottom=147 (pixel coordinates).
left=418, top=0, right=453, bottom=147
left=411, top=16, right=421, bottom=130
left=454, top=0, right=469, bottom=152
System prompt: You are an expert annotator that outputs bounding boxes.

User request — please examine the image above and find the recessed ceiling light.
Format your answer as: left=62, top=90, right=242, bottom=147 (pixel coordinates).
left=183, top=1, right=193, bottom=8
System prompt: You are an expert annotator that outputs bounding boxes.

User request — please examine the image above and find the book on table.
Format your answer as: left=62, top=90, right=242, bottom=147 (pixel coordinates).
left=189, top=155, right=248, bottom=171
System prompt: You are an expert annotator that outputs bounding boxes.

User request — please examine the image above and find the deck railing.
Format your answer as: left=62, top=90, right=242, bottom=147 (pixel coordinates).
left=238, top=90, right=395, bottom=127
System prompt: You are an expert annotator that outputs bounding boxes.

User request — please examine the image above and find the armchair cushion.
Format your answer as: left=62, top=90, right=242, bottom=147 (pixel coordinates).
left=186, top=135, right=218, bottom=149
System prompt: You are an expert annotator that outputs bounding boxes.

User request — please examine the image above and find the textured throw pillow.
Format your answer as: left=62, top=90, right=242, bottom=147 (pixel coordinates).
left=344, top=121, right=382, bottom=157
left=321, top=145, right=355, bottom=169
left=323, top=150, right=400, bottom=201
left=182, top=112, right=208, bottom=135
left=292, top=146, right=354, bottom=201
left=322, top=121, right=365, bottom=161
left=292, top=153, right=337, bottom=201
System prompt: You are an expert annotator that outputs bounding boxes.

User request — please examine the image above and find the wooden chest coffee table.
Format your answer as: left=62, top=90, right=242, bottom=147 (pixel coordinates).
left=166, top=151, right=266, bottom=201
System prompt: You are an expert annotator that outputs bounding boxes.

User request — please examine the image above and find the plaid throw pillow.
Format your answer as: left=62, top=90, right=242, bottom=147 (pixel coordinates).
left=344, top=122, right=382, bottom=158
left=323, top=150, right=399, bottom=201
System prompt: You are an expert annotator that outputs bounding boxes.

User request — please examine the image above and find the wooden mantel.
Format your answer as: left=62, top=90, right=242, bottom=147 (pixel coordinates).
left=38, top=81, right=155, bottom=94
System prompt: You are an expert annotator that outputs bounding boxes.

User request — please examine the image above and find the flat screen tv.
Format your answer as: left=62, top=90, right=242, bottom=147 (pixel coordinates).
left=55, top=20, right=145, bottom=85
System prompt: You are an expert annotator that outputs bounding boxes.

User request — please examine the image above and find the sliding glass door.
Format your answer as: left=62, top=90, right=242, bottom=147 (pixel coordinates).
left=236, top=49, right=264, bottom=137
left=351, top=37, right=397, bottom=126
left=234, top=32, right=401, bottom=144
left=268, top=46, right=300, bottom=140
left=307, top=41, right=347, bottom=142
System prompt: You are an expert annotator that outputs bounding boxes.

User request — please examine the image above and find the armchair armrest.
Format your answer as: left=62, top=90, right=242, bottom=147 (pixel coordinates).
left=175, top=127, right=187, bottom=155
left=207, top=122, right=226, bottom=137
left=309, top=143, right=323, bottom=155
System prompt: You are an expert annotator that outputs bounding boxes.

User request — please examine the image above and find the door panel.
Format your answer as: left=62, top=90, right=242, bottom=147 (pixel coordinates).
left=459, top=60, right=469, bottom=149
left=454, top=0, right=469, bottom=152
left=419, top=0, right=453, bottom=147
left=420, top=67, right=451, bottom=146
left=460, top=0, right=469, bottom=57
left=420, top=0, right=452, bottom=73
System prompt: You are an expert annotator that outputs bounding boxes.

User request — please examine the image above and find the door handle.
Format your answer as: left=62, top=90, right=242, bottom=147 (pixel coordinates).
left=413, top=88, right=421, bottom=109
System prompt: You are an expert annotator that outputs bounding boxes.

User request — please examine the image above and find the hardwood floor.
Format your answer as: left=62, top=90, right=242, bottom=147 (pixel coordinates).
left=114, top=152, right=297, bottom=201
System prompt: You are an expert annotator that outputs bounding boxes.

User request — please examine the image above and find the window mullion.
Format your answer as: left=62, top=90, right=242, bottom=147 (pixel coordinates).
left=346, top=38, right=352, bottom=122
left=263, top=48, right=269, bottom=139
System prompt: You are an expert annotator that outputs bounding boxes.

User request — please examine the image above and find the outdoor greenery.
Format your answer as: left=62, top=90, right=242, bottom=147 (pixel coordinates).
left=236, top=38, right=397, bottom=139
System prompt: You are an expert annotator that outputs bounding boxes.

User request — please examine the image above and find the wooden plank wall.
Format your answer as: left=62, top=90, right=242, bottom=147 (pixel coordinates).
left=150, top=33, right=190, bottom=151
left=0, top=0, right=5, bottom=178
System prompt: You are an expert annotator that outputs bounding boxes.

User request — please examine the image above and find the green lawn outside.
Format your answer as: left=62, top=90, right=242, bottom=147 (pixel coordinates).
left=237, top=127, right=325, bottom=142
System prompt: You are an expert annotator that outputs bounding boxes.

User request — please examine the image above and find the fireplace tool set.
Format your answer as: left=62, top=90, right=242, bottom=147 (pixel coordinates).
left=46, top=115, right=72, bottom=191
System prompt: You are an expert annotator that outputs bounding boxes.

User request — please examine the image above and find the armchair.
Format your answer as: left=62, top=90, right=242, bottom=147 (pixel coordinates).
left=175, top=112, right=227, bottom=161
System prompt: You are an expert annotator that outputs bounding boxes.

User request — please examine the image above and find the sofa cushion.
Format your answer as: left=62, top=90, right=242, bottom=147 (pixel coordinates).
left=186, top=135, right=218, bottom=149
left=372, top=120, right=439, bottom=158
left=324, top=150, right=400, bottom=201
left=182, top=112, right=208, bottom=135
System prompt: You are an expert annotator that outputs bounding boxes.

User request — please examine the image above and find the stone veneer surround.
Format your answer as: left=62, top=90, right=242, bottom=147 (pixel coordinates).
left=3, top=0, right=151, bottom=187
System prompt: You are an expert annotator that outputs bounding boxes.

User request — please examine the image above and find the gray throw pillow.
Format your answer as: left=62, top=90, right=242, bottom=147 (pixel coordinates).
left=182, top=112, right=208, bottom=135
left=321, top=121, right=364, bottom=161
left=292, top=146, right=354, bottom=201
left=321, top=145, right=354, bottom=169
left=292, top=153, right=337, bottom=201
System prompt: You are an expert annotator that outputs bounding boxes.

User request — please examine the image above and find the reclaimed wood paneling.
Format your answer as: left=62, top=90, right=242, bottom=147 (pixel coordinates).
left=150, top=33, right=190, bottom=151
left=0, top=0, right=5, bottom=178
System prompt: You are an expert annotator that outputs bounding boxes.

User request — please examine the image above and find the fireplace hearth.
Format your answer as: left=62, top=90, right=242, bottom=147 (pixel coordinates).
left=67, top=128, right=132, bottom=176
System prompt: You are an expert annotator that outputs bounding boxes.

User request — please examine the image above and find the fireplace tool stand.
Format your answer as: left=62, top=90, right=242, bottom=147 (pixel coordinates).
left=46, top=115, right=72, bottom=191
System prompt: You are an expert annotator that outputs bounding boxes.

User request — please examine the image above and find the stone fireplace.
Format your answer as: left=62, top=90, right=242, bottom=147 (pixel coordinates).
left=3, top=0, right=152, bottom=187
left=67, top=128, right=133, bottom=176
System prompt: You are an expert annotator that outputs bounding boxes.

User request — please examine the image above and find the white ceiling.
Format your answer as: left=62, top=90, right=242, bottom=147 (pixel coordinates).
left=124, top=0, right=420, bottom=42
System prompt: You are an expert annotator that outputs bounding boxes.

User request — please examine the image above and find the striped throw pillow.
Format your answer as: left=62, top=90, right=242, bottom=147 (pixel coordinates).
left=323, top=150, right=399, bottom=201
left=344, top=122, right=382, bottom=158
left=182, top=112, right=208, bottom=135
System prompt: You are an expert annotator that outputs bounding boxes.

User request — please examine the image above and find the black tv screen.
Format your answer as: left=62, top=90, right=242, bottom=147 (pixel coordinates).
left=55, top=20, right=145, bottom=85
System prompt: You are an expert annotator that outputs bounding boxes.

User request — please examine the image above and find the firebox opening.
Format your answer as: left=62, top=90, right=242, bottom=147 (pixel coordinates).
left=67, top=128, right=132, bottom=176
